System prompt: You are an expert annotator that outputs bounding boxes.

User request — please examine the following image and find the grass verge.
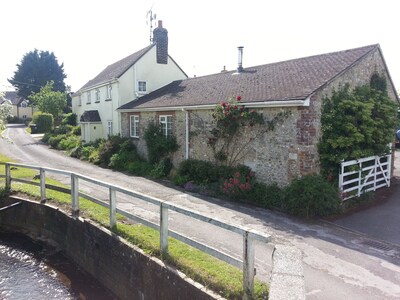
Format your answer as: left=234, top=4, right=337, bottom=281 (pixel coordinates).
left=0, top=154, right=268, bottom=299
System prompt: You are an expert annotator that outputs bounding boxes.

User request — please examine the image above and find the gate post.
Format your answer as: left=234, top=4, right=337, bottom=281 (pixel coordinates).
left=109, top=187, right=116, bottom=228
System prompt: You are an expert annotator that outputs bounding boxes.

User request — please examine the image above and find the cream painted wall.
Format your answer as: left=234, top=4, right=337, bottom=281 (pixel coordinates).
left=72, top=45, right=186, bottom=142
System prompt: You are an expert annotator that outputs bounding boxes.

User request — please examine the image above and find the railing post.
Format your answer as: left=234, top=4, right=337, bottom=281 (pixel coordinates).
left=39, top=168, right=46, bottom=203
left=109, top=187, right=116, bottom=228
left=160, top=202, right=169, bottom=256
left=71, top=174, right=79, bottom=217
left=243, top=231, right=255, bottom=300
left=5, top=163, right=11, bottom=191
left=387, top=154, right=392, bottom=187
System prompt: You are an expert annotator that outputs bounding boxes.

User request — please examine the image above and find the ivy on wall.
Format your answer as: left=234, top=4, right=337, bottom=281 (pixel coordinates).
left=319, top=73, right=398, bottom=177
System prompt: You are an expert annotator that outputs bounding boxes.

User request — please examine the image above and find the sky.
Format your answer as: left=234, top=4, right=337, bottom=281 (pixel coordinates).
left=1, top=0, right=399, bottom=93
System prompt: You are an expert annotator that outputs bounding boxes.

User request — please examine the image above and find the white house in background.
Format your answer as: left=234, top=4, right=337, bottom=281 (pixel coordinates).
left=72, top=21, right=187, bottom=142
left=0, top=91, right=34, bottom=121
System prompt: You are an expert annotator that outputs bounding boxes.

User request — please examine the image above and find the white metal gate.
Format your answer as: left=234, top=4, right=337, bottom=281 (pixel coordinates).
left=339, top=154, right=392, bottom=200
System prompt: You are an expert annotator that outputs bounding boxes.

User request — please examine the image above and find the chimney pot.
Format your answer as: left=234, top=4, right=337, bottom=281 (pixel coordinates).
left=237, top=46, right=244, bottom=73
left=158, top=20, right=163, bottom=28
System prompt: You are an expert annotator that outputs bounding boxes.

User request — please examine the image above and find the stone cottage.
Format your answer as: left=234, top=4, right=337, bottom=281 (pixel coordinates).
left=117, top=44, right=399, bottom=186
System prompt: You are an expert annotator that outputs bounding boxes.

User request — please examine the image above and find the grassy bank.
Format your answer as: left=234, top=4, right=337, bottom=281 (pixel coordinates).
left=0, top=153, right=268, bottom=299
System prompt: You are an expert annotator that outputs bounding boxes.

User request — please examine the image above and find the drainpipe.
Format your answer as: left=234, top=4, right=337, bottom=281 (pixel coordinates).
left=183, top=109, right=189, bottom=159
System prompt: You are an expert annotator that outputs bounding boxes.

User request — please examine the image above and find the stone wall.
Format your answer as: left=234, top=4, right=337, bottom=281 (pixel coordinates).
left=119, top=47, right=398, bottom=186
left=0, top=197, right=218, bottom=300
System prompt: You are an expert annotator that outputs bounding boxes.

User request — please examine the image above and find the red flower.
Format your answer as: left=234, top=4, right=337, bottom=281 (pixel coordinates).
left=221, top=102, right=226, bottom=107
left=237, top=96, right=242, bottom=101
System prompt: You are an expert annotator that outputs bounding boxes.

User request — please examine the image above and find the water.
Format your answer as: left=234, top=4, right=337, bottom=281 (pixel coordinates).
left=0, top=232, right=117, bottom=300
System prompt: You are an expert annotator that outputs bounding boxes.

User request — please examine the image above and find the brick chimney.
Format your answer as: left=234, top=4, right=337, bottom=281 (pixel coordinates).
left=153, top=20, right=168, bottom=64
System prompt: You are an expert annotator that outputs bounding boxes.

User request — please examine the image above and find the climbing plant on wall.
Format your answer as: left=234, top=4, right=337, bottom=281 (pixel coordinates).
left=319, top=73, right=398, bottom=177
left=208, top=96, right=290, bottom=166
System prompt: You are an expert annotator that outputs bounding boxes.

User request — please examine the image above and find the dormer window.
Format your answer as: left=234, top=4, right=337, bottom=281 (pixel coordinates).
left=20, top=101, right=27, bottom=108
left=137, top=81, right=147, bottom=93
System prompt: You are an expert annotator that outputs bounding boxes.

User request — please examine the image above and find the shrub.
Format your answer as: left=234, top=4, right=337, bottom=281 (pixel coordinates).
left=48, top=134, right=67, bottom=148
left=69, top=144, right=83, bottom=158
left=150, top=157, right=173, bottom=179
left=283, top=174, right=341, bottom=218
left=221, top=170, right=255, bottom=200
left=58, top=135, right=80, bottom=150
left=72, top=125, right=81, bottom=136
left=108, top=138, right=140, bottom=170
left=80, top=145, right=97, bottom=161
left=177, top=159, right=218, bottom=184
left=61, top=113, right=77, bottom=126
left=32, top=112, right=53, bottom=133
left=144, top=122, right=179, bottom=164
left=97, top=135, right=126, bottom=167
left=126, top=161, right=153, bottom=176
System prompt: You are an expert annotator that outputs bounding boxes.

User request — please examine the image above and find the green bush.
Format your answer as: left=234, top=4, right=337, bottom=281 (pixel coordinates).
left=32, top=112, right=53, bottom=133
left=244, top=182, right=283, bottom=209
left=48, top=134, right=67, bottom=148
left=61, top=113, right=77, bottom=126
left=144, top=122, right=179, bottom=164
left=283, top=174, right=341, bottom=218
left=109, top=141, right=140, bottom=170
left=150, top=157, right=173, bottom=179
left=177, top=159, right=218, bottom=184
left=72, top=125, right=81, bottom=136
left=97, top=135, right=126, bottom=167
left=126, top=161, right=153, bottom=176
left=58, top=135, right=80, bottom=150
left=80, top=145, right=97, bottom=161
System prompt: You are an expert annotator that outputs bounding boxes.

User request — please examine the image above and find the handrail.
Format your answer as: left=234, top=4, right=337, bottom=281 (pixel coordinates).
left=0, top=161, right=270, bottom=299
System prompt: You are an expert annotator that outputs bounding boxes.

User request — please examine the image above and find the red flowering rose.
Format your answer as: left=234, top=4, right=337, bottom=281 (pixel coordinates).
left=237, top=96, right=242, bottom=101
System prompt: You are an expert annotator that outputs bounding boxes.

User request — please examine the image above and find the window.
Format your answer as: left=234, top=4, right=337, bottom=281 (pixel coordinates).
left=106, top=85, right=112, bottom=100
left=137, top=81, right=147, bottom=93
left=22, top=115, right=27, bottom=119
left=78, top=95, right=82, bottom=106
left=20, top=101, right=27, bottom=108
left=107, top=121, right=113, bottom=136
left=95, top=89, right=100, bottom=102
left=86, top=91, right=91, bottom=104
left=130, top=115, right=140, bottom=138
left=159, top=115, right=172, bottom=136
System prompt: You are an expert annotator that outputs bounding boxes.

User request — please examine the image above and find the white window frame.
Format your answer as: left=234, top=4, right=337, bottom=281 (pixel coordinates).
left=86, top=91, right=91, bottom=104
left=137, top=80, right=147, bottom=93
left=95, top=88, right=100, bottom=102
left=106, top=85, right=112, bottom=100
left=20, top=101, right=27, bottom=108
left=130, top=115, right=140, bottom=138
left=107, top=121, right=113, bottom=136
left=159, top=115, right=172, bottom=137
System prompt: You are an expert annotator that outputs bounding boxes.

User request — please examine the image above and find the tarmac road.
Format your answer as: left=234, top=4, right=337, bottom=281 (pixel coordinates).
left=1, top=124, right=400, bottom=299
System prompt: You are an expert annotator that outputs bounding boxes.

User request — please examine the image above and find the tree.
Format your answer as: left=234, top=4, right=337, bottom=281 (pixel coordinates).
left=8, top=49, right=66, bottom=99
left=29, top=82, right=67, bottom=121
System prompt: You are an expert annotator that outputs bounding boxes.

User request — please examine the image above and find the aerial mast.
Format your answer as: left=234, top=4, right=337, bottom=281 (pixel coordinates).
left=146, top=5, right=157, bottom=44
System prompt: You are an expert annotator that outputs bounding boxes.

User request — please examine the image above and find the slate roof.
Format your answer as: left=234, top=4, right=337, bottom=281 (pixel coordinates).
left=80, top=110, right=101, bottom=123
left=118, top=44, right=380, bottom=110
left=0, top=91, right=25, bottom=106
left=78, top=44, right=155, bottom=91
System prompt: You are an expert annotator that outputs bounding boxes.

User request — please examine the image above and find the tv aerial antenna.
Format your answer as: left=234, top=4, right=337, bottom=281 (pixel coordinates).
left=146, top=4, right=157, bottom=44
